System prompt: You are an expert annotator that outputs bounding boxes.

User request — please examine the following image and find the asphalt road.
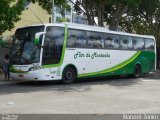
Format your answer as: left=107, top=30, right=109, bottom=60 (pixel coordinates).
left=0, top=71, right=160, bottom=114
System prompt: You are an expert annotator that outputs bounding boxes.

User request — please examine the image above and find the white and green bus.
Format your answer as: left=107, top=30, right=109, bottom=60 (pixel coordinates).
left=2, top=23, right=156, bottom=83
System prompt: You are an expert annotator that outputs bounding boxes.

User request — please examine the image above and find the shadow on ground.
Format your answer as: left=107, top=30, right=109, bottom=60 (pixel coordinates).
left=0, top=76, right=139, bottom=95
left=142, top=70, right=160, bottom=80
left=0, top=70, right=159, bottom=95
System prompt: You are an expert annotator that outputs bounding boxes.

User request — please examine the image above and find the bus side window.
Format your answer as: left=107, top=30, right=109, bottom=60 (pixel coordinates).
left=67, top=30, right=75, bottom=47
left=133, top=37, right=144, bottom=50
left=119, top=35, right=133, bottom=50
left=43, top=27, right=64, bottom=65
left=75, top=30, right=87, bottom=48
left=145, top=38, right=155, bottom=51
left=68, top=34, right=76, bottom=47
left=67, top=29, right=87, bottom=48
left=87, top=32, right=103, bottom=49
left=104, top=37, right=113, bottom=48
left=113, top=38, right=120, bottom=49
left=104, top=34, right=119, bottom=49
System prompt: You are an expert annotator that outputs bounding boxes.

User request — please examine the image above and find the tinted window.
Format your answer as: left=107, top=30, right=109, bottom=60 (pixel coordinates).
left=87, top=32, right=103, bottom=48
left=43, top=27, right=64, bottom=65
left=145, top=38, right=155, bottom=51
left=10, top=26, right=44, bottom=64
left=119, top=36, right=133, bottom=49
left=133, top=37, right=144, bottom=50
left=103, top=34, right=119, bottom=49
left=67, top=29, right=87, bottom=48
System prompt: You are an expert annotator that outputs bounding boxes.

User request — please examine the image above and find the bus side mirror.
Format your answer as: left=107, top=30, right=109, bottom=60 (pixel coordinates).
left=34, top=32, right=46, bottom=45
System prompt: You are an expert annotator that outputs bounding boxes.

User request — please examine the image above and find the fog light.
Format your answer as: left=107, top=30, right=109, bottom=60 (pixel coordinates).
left=29, top=66, right=41, bottom=71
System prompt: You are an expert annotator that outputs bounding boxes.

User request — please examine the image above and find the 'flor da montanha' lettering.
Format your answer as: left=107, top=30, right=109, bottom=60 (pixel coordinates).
left=74, top=52, right=110, bottom=59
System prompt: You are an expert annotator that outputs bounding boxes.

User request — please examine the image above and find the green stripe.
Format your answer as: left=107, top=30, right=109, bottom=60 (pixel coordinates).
left=42, top=24, right=68, bottom=68
left=10, top=65, right=28, bottom=74
left=79, top=51, right=141, bottom=77
left=34, top=37, right=39, bottom=45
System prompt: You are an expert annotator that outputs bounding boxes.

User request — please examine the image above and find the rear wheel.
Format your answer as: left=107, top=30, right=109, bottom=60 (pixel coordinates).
left=62, top=67, right=76, bottom=84
left=133, top=65, right=141, bottom=78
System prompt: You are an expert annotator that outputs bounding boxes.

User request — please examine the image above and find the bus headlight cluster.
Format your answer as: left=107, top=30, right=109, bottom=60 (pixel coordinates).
left=29, top=66, right=41, bottom=71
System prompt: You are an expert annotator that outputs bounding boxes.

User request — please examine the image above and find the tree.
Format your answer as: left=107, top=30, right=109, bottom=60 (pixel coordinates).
left=30, top=0, right=71, bottom=21
left=120, top=0, right=160, bottom=45
left=29, top=0, right=160, bottom=43
left=103, top=0, right=138, bottom=30
left=0, top=0, right=25, bottom=35
left=74, top=0, right=138, bottom=30
left=74, top=0, right=108, bottom=26
left=30, top=0, right=138, bottom=30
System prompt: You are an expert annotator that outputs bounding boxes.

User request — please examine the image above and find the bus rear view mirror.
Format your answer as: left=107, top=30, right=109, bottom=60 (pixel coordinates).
left=34, top=32, right=46, bottom=46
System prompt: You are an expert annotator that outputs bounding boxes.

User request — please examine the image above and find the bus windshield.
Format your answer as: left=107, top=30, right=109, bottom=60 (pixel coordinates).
left=10, top=26, right=44, bottom=65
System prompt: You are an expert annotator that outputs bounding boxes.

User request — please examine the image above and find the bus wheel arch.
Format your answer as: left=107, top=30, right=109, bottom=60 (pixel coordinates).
left=133, top=63, right=142, bottom=78
left=62, top=65, right=78, bottom=84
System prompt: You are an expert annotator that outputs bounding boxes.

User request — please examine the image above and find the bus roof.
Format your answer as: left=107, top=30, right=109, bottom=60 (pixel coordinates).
left=18, top=22, right=155, bottom=40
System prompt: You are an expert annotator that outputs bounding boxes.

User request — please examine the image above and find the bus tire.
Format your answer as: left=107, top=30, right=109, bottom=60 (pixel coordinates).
left=62, top=67, right=76, bottom=84
left=133, top=64, right=141, bottom=78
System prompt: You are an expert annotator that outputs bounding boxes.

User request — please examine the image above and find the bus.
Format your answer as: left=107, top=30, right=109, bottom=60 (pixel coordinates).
left=1, top=23, right=156, bottom=83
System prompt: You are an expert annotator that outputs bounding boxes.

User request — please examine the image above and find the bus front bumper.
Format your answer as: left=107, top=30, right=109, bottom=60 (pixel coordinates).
left=10, top=70, right=62, bottom=81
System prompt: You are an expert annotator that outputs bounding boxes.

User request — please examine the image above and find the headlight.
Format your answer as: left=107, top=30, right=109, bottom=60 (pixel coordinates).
left=29, top=66, right=41, bottom=71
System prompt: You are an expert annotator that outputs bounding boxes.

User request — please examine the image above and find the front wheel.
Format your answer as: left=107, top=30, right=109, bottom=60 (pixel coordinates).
left=133, top=65, right=141, bottom=78
left=62, top=67, right=76, bottom=84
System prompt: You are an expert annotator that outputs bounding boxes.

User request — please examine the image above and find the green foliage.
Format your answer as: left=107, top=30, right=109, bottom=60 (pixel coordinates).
left=30, top=0, right=71, bottom=16
left=0, top=0, right=25, bottom=34
left=30, top=0, right=160, bottom=44
left=103, top=0, right=139, bottom=30
left=74, top=1, right=82, bottom=15
left=73, top=0, right=139, bottom=28
left=121, top=0, right=160, bottom=45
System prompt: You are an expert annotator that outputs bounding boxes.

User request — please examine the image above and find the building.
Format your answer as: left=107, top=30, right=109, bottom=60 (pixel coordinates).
left=1, top=1, right=51, bottom=65
left=0, top=1, right=89, bottom=63
left=3, top=1, right=88, bottom=36
left=53, top=1, right=88, bottom=25
left=73, top=15, right=88, bottom=25
left=53, top=1, right=73, bottom=23
left=3, top=1, right=51, bottom=36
